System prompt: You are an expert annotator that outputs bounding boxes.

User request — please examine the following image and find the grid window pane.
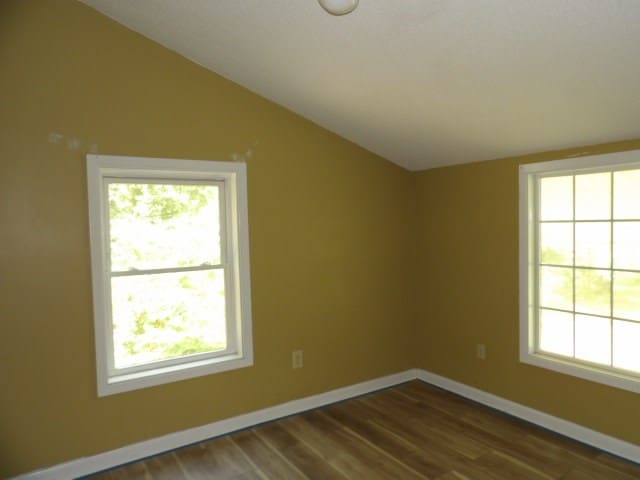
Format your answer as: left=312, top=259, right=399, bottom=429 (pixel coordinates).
left=613, top=222, right=640, bottom=270
left=540, top=266, right=573, bottom=311
left=540, top=223, right=572, bottom=265
left=111, top=270, right=227, bottom=369
left=575, top=172, right=610, bottom=220
left=575, top=222, right=610, bottom=268
left=613, top=320, right=640, bottom=373
left=613, top=271, right=640, bottom=321
left=575, top=268, right=610, bottom=317
left=529, top=160, right=640, bottom=390
left=539, top=309, right=573, bottom=357
left=109, top=183, right=221, bottom=271
left=613, top=169, right=640, bottom=219
left=540, top=176, right=573, bottom=221
left=575, top=314, right=611, bottom=365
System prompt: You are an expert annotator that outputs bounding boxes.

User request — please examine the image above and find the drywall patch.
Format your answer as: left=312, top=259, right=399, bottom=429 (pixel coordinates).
left=47, top=132, right=99, bottom=153
left=47, top=132, right=64, bottom=144
left=229, top=140, right=259, bottom=162
left=67, top=137, right=81, bottom=150
left=230, top=148, right=254, bottom=162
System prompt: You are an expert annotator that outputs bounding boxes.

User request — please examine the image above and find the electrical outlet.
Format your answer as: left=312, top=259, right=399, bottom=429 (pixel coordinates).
left=476, top=344, right=486, bottom=360
left=292, top=350, right=304, bottom=369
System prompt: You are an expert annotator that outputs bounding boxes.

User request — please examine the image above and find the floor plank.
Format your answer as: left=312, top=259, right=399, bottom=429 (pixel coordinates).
left=84, top=381, right=640, bottom=479
left=254, top=422, right=347, bottom=479
left=176, top=436, right=255, bottom=478
left=230, top=430, right=306, bottom=479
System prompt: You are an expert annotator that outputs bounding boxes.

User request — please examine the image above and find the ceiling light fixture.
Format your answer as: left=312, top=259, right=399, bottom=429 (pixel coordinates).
left=318, top=0, right=359, bottom=16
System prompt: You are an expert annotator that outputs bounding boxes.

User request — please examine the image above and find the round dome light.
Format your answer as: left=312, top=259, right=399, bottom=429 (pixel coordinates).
left=318, top=0, right=359, bottom=16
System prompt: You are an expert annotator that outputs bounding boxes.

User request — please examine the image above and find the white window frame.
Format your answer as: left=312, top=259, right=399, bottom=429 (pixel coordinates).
left=87, top=155, right=253, bottom=397
left=520, top=149, right=640, bottom=394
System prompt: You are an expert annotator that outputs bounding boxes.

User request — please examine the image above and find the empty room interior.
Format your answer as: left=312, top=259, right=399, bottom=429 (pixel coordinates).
left=3, top=1, right=640, bottom=479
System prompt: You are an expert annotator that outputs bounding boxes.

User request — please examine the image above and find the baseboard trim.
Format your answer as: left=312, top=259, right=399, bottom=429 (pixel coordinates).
left=414, top=369, right=640, bottom=464
left=12, top=370, right=416, bottom=480
left=14, top=368, right=640, bottom=479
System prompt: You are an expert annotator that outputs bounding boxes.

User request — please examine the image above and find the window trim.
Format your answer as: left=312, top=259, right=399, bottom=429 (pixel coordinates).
left=519, top=149, right=640, bottom=394
left=87, top=155, right=253, bottom=397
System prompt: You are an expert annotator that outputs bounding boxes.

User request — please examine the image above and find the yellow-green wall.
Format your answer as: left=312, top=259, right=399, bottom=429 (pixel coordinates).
left=3, top=1, right=640, bottom=477
left=0, top=1, right=415, bottom=476
left=413, top=139, right=640, bottom=448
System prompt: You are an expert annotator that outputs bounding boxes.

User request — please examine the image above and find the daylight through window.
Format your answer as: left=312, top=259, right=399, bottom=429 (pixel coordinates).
left=109, top=181, right=227, bottom=370
left=520, top=151, right=640, bottom=393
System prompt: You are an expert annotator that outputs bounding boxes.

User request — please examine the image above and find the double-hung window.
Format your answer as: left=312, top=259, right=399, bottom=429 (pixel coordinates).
left=87, top=155, right=253, bottom=396
left=520, top=150, right=640, bottom=393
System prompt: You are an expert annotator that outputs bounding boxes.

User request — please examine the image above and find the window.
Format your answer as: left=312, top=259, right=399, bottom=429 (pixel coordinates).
left=520, top=150, right=640, bottom=393
left=87, top=155, right=253, bottom=396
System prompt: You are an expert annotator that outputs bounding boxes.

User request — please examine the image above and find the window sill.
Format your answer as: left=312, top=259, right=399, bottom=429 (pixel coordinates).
left=520, top=351, right=640, bottom=394
left=99, top=353, right=253, bottom=397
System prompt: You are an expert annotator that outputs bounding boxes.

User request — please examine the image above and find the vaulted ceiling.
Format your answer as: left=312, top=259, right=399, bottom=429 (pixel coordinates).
left=81, top=0, right=640, bottom=170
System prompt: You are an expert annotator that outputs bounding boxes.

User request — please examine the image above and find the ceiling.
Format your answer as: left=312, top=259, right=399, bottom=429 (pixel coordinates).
left=80, top=0, right=640, bottom=171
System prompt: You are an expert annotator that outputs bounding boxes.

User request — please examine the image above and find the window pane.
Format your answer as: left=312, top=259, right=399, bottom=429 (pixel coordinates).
left=111, top=270, right=227, bottom=369
left=575, top=172, right=610, bottom=220
left=575, top=314, right=610, bottom=365
left=540, top=266, right=573, bottom=311
left=613, top=320, right=640, bottom=373
left=613, top=169, right=640, bottom=219
left=613, top=222, right=640, bottom=270
left=539, top=309, right=573, bottom=357
left=613, top=271, right=640, bottom=321
left=109, top=183, right=221, bottom=271
left=575, top=268, right=610, bottom=316
left=540, top=223, right=572, bottom=265
left=575, top=222, right=610, bottom=268
left=540, top=176, right=573, bottom=221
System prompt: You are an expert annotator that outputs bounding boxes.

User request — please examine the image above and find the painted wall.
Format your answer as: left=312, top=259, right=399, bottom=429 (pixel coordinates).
left=0, top=1, right=416, bottom=476
left=3, top=1, right=640, bottom=477
left=413, top=139, right=640, bottom=447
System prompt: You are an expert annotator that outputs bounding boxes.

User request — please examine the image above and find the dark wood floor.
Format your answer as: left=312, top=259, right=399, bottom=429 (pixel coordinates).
left=85, top=381, right=640, bottom=479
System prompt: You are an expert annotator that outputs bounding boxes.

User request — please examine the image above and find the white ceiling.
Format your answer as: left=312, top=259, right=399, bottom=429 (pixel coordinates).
left=81, top=0, right=640, bottom=171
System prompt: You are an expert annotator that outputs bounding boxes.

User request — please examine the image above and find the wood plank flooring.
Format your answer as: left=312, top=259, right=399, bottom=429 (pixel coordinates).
left=85, top=381, right=640, bottom=479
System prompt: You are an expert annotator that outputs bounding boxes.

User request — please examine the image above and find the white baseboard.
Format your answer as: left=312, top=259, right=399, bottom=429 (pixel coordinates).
left=414, top=369, right=640, bottom=464
left=13, top=368, right=640, bottom=479
left=12, top=370, right=415, bottom=480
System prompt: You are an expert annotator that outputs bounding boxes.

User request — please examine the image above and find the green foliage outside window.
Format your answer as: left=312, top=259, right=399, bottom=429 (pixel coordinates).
left=109, top=183, right=226, bottom=369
